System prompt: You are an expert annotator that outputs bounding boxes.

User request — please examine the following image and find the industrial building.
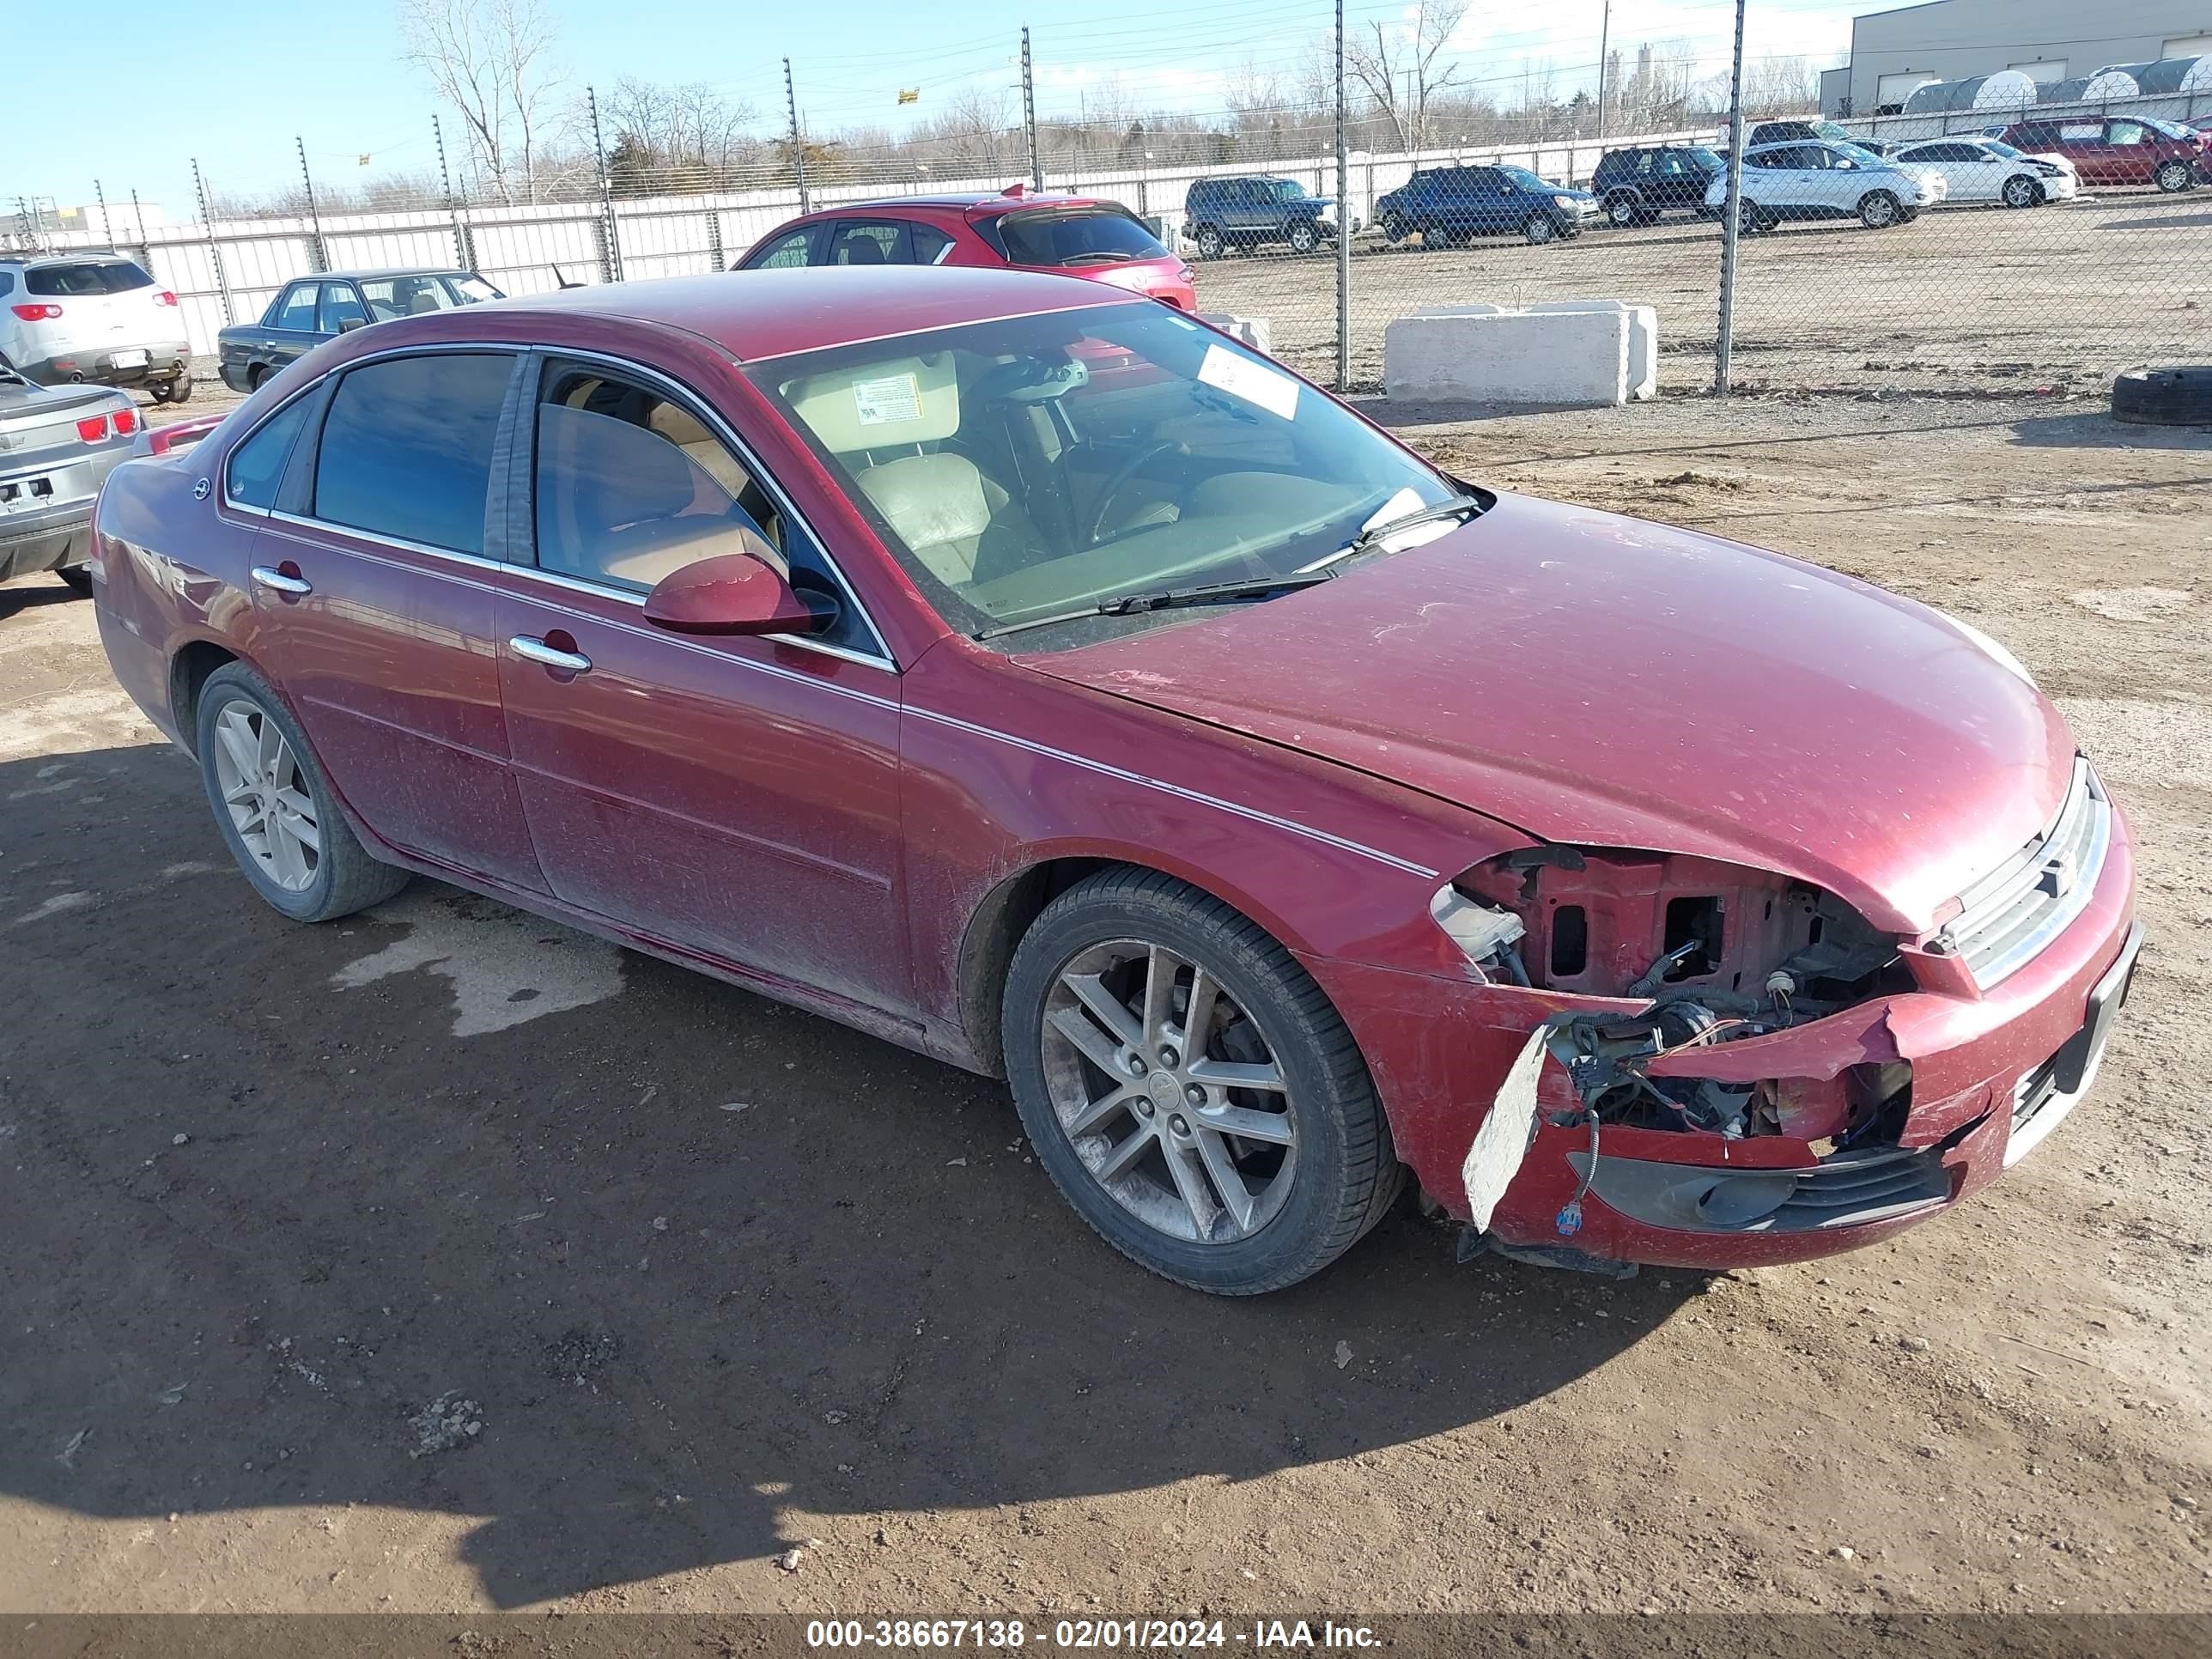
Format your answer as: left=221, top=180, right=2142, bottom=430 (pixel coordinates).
left=1821, top=0, right=2212, bottom=115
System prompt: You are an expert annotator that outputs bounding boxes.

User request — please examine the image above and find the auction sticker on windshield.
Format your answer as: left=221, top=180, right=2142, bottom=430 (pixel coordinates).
left=854, top=373, right=922, bottom=426
left=1196, top=343, right=1299, bottom=420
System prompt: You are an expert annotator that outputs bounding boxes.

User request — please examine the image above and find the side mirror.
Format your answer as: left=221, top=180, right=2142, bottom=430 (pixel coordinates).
left=642, top=544, right=826, bottom=636
left=337, top=317, right=369, bottom=333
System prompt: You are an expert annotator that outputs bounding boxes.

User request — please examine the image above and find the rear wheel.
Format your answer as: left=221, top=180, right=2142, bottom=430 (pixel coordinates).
left=2001, top=174, right=2041, bottom=209
left=246, top=363, right=269, bottom=392
left=2154, top=160, right=2195, bottom=193
left=165, top=373, right=193, bottom=404
left=1193, top=224, right=1225, bottom=259
left=1003, top=869, right=1400, bottom=1295
left=56, top=566, right=93, bottom=594
left=193, top=663, right=408, bottom=923
left=1858, top=190, right=1901, bottom=228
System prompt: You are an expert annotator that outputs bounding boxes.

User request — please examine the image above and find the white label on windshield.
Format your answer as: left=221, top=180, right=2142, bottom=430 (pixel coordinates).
left=1197, top=343, right=1299, bottom=420
left=853, top=372, right=922, bottom=427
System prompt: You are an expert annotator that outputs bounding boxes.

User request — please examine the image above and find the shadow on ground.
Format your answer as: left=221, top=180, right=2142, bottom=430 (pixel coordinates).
left=0, top=739, right=1686, bottom=1607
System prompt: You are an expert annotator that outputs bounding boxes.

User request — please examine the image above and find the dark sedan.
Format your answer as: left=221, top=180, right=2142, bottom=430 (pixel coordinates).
left=216, top=268, right=501, bottom=392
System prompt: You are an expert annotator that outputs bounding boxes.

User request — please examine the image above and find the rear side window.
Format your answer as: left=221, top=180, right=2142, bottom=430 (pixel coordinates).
left=911, top=223, right=955, bottom=265
left=226, top=396, right=317, bottom=510
left=992, top=209, right=1166, bottom=267
left=313, top=353, right=514, bottom=554
left=26, top=260, right=154, bottom=296
left=0, top=272, right=13, bottom=298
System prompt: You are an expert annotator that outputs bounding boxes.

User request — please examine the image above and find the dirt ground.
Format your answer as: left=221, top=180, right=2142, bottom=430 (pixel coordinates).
left=1196, top=187, right=2212, bottom=398
left=1, top=385, right=2207, bottom=1624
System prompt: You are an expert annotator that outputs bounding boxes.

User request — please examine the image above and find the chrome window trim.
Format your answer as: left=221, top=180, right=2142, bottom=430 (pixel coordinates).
left=219, top=380, right=331, bottom=515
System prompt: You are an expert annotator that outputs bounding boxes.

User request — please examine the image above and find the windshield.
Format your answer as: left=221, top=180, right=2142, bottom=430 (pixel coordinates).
left=750, top=303, right=1459, bottom=647
left=1271, top=179, right=1309, bottom=201
left=994, top=208, right=1167, bottom=267
left=1687, top=147, right=1725, bottom=167
left=1836, top=143, right=1889, bottom=165
left=1982, top=140, right=2025, bottom=159
left=2146, top=118, right=2194, bottom=140
left=1499, top=167, right=1551, bottom=191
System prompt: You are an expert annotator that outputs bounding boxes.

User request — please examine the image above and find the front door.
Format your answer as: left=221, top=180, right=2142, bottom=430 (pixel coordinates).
left=492, top=352, right=908, bottom=1012
left=242, top=347, right=548, bottom=890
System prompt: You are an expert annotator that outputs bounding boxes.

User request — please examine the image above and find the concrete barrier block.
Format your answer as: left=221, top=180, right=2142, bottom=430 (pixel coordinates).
left=1524, top=299, right=1659, bottom=398
left=1383, top=307, right=1632, bottom=406
left=1199, top=313, right=1274, bottom=356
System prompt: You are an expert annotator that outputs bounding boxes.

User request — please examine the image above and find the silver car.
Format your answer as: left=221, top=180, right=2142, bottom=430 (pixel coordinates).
left=0, top=364, right=138, bottom=591
left=0, top=252, right=192, bottom=402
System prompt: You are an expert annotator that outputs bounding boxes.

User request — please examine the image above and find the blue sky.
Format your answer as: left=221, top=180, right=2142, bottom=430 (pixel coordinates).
left=13, top=0, right=1860, bottom=219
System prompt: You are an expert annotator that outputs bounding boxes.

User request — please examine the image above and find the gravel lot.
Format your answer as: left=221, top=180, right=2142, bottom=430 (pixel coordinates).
left=0, top=381, right=2206, bottom=1623
left=1195, top=187, right=2212, bottom=397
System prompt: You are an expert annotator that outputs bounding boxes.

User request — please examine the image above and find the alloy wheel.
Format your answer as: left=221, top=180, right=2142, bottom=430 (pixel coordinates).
left=1524, top=214, right=1556, bottom=244
left=211, top=702, right=321, bottom=892
left=1039, top=939, right=1298, bottom=1245
left=2002, top=175, right=2037, bottom=208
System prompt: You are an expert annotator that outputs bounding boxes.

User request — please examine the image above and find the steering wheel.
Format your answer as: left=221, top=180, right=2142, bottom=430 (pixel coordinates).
left=1085, top=441, right=1182, bottom=545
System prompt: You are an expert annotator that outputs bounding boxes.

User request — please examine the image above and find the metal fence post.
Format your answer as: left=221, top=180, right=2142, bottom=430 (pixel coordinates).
left=296, top=137, right=329, bottom=272
left=191, top=158, right=234, bottom=327
left=1334, top=0, right=1351, bottom=392
left=130, top=189, right=149, bottom=252
left=93, top=180, right=114, bottom=246
left=705, top=208, right=726, bottom=271
left=786, top=58, right=811, bottom=214
left=434, top=113, right=471, bottom=271
left=586, top=85, right=623, bottom=283
left=1714, top=0, right=1748, bottom=396
left=1022, top=27, right=1043, bottom=191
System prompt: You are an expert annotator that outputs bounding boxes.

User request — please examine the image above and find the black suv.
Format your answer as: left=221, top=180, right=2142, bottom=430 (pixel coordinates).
left=1589, top=144, right=1726, bottom=227
left=1182, top=176, right=1346, bottom=258
left=1373, top=165, right=1599, bottom=246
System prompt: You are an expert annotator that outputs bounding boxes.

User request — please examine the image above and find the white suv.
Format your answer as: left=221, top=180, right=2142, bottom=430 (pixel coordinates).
left=0, top=253, right=192, bottom=403
left=1705, top=142, right=1948, bottom=231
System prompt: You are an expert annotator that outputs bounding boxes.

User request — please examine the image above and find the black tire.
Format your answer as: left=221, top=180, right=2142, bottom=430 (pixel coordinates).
left=164, top=373, right=193, bottom=404
left=1604, top=191, right=1640, bottom=228
left=2001, top=174, right=2041, bottom=209
left=1738, top=201, right=1772, bottom=235
left=1379, top=212, right=1408, bottom=245
left=2154, top=161, right=2194, bottom=194
left=2112, top=365, right=2212, bottom=428
left=1285, top=220, right=1318, bottom=255
left=1193, top=225, right=1225, bottom=260
left=193, top=662, right=409, bottom=923
left=56, top=566, right=94, bottom=594
left=1003, top=868, right=1401, bottom=1295
left=1859, top=190, right=1901, bottom=228
left=246, top=362, right=270, bottom=392
left=1522, top=212, right=1558, bottom=245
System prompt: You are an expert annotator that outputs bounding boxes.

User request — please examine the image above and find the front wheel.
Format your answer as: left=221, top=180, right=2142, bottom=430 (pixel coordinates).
left=1522, top=212, right=1558, bottom=245
left=2001, top=174, right=2041, bottom=209
left=1003, top=869, right=1401, bottom=1295
left=1286, top=220, right=1318, bottom=255
left=194, top=663, right=409, bottom=923
left=1379, top=212, right=1408, bottom=244
left=2154, top=161, right=2195, bottom=194
left=1605, top=191, right=1640, bottom=228
left=1193, top=225, right=1225, bottom=260
left=1858, top=190, right=1901, bottom=228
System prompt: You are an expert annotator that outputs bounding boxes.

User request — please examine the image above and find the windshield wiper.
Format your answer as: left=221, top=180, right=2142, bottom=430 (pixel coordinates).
left=975, top=572, right=1334, bottom=641
left=1302, top=492, right=1486, bottom=574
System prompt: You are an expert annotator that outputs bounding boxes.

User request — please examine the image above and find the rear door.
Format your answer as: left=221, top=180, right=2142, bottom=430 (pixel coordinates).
left=492, top=349, right=907, bottom=1009
left=243, top=347, right=547, bottom=890
left=2101, top=120, right=2154, bottom=185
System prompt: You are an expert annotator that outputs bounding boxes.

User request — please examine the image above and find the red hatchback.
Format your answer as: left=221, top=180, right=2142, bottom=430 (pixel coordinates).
left=88, top=268, right=2140, bottom=1293
left=736, top=186, right=1198, bottom=310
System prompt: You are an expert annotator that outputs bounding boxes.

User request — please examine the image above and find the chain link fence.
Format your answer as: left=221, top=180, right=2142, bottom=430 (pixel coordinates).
left=10, top=64, right=2210, bottom=409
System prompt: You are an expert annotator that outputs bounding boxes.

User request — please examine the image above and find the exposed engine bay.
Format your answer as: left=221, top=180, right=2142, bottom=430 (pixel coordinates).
left=1437, top=846, right=1918, bottom=1144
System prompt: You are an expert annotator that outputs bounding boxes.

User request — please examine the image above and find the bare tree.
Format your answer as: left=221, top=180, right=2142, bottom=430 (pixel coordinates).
left=399, top=0, right=562, bottom=204
left=1741, top=54, right=1822, bottom=117
left=1345, top=0, right=1470, bottom=150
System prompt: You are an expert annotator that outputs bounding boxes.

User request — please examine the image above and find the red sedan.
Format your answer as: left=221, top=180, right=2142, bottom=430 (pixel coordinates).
left=735, top=186, right=1198, bottom=310
left=87, top=268, right=2140, bottom=1293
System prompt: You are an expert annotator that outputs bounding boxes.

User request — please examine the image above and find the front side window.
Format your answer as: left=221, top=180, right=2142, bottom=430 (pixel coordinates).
left=225, top=395, right=316, bottom=510
left=273, top=283, right=319, bottom=331
left=318, top=283, right=368, bottom=332
left=1271, top=180, right=1308, bottom=202
left=1498, top=167, right=1548, bottom=191
left=312, top=352, right=514, bottom=554
left=752, top=302, right=1460, bottom=647
left=993, top=209, right=1167, bottom=268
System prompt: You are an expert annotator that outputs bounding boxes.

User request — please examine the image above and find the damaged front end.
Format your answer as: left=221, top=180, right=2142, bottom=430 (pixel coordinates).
left=1430, top=842, right=2060, bottom=1267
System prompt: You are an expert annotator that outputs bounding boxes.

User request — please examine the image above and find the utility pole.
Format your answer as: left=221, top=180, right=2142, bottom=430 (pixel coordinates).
left=1716, top=0, right=1749, bottom=395
left=1334, top=0, right=1351, bottom=391
left=1021, top=27, right=1042, bottom=190
left=1595, top=2, right=1612, bottom=144
left=296, top=136, right=327, bottom=271
left=785, top=58, right=810, bottom=213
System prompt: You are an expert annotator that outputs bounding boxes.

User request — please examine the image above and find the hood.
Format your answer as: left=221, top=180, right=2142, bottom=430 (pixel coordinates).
left=1018, top=494, right=2075, bottom=933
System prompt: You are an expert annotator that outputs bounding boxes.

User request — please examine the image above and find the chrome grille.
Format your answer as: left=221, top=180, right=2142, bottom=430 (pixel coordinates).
left=1941, top=759, right=2109, bottom=988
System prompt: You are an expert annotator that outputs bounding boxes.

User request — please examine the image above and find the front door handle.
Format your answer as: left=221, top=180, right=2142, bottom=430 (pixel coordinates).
left=510, top=634, right=592, bottom=673
left=250, top=565, right=312, bottom=596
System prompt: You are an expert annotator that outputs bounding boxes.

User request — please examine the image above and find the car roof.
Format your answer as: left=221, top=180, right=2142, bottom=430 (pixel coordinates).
left=290, top=267, right=474, bottom=282
left=776, top=191, right=1116, bottom=222
left=447, top=266, right=1143, bottom=362
left=1, top=251, right=143, bottom=265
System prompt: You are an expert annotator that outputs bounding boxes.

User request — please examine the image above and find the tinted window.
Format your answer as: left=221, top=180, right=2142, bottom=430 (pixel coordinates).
left=0, top=271, right=13, bottom=298
left=225, top=395, right=316, bottom=510
left=1498, top=167, right=1548, bottom=191
left=745, top=228, right=816, bottom=269
left=995, top=209, right=1166, bottom=267
left=827, top=222, right=905, bottom=265
left=274, top=284, right=319, bottom=331
left=313, top=353, right=513, bottom=553
left=318, top=283, right=368, bottom=332
left=25, top=260, right=153, bottom=296
left=910, top=223, right=955, bottom=265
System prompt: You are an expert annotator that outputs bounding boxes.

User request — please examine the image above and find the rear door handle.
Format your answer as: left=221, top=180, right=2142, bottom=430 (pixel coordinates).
left=250, top=566, right=312, bottom=596
left=509, top=635, right=592, bottom=673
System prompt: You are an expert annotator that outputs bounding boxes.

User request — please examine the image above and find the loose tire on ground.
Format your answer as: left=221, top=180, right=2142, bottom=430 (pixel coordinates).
left=192, top=662, right=409, bottom=923
left=1002, top=867, right=1401, bottom=1295
left=2112, top=365, right=2212, bottom=427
